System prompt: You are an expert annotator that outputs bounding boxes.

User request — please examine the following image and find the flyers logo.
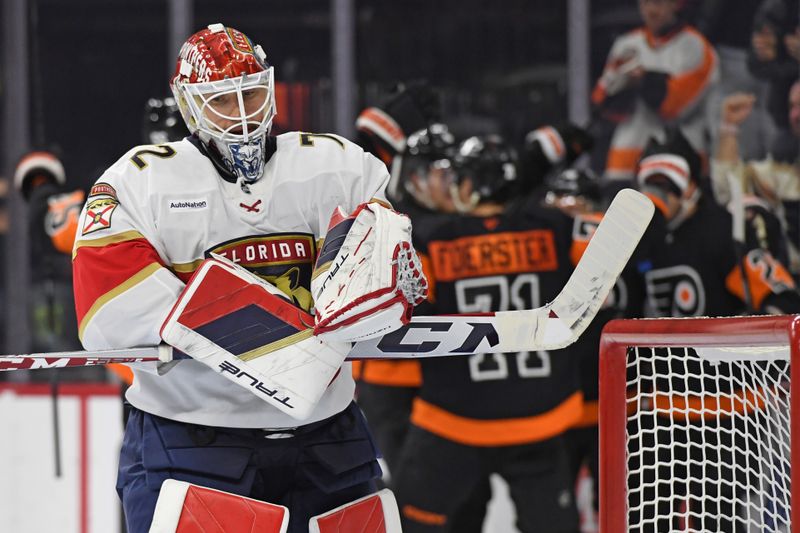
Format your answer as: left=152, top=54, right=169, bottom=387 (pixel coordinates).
left=645, top=265, right=706, bottom=317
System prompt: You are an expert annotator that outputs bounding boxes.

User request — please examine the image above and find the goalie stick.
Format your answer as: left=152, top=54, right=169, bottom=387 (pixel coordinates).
left=0, top=189, right=653, bottom=370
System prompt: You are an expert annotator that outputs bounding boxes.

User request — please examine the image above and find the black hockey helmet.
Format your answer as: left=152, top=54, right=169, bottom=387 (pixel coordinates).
left=142, top=96, right=189, bottom=144
left=393, top=123, right=458, bottom=208
left=546, top=167, right=601, bottom=201
left=451, top=134, right=519, bottom=206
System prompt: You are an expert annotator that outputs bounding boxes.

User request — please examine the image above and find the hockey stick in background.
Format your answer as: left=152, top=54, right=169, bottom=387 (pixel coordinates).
left=0, top=189, right=653, bottom=370
left=727, top=171, right=756, bottom=313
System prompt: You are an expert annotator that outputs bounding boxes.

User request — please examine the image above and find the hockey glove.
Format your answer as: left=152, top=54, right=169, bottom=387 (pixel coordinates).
left=311, top=202, right=428, bottom=342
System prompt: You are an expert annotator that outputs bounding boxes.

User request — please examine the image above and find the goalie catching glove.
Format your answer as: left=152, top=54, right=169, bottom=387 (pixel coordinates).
left=312, top=202, right=428, bottom=342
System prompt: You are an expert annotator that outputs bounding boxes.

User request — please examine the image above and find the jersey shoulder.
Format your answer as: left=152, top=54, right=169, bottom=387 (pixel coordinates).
left=97, top=139, right=211, bottom=195
left=272, top=131, right=388, bottom=197
left=276, top=131, right=366, bottom=166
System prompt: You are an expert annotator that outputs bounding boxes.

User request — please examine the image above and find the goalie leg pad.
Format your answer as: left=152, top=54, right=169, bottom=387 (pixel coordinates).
left=149, top=479, right=289, bottom=533
left=309, top=489, right=402, bottom=533
left=312, top=202, right=428, bottom=342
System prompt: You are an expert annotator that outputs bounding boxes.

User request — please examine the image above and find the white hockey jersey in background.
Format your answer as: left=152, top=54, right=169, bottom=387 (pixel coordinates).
left=592, top=24, right=719, bottom=181
left=72, top=132, right=390, bottom=428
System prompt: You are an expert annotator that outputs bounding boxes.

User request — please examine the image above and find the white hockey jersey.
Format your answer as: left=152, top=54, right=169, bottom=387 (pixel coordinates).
left=592, top=24, right=719, bottom=180
left=73, top=132, right=390, bottom=428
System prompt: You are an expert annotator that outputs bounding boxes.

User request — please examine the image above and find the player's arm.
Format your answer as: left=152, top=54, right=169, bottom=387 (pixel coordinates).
left=643, top=31, right=718, bottom=120
left=591, top=37, right=641, bottom=108
left=724, top=246, right=800, bottom=314
left=72, top=175, right=184, bottom=350
left=355, top=82, right=440, bottom=167
left=519, top=123, right=594, bottom=195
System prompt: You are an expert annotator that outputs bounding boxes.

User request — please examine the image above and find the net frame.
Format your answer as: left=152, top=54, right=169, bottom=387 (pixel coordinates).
left=599, top=315, right=800, bottom=532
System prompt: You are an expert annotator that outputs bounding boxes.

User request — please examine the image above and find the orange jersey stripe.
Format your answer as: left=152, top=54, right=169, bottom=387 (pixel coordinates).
left=659, top=29, right=716, bottom=120
left=410, top=392, right=583, bottom=447
left=107, top=363, right=134, bottom=385
left=359, top=360, right=422, bottom=387
left=652, top=388, right=770, bottom=422
left=572, top=399, right=599, bottom=428
left=402, top=505, right=447, bottom=526
left=606, top=147, right=643, bottom=175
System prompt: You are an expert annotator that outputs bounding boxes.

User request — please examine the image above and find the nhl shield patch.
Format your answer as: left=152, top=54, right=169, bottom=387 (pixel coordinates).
left=82, top=196, right=119, bottom=235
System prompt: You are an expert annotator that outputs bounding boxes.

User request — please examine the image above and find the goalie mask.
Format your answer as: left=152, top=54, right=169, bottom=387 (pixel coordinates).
left=170, top=23, right=276, bottom=184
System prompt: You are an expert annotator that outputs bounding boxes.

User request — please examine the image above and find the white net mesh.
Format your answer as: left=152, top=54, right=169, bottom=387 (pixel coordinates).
left=625, top=345, right=792, bottom=532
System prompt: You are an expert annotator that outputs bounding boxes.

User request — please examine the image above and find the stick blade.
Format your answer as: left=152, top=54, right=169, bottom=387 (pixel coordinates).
left=541, top=188, right=654, bottom=349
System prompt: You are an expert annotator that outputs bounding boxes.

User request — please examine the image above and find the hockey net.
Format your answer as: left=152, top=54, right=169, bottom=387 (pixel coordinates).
left=599, top=315, right=800, bottom=532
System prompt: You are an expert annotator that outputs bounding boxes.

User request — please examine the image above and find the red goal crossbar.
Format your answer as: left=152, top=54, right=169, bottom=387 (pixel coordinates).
left=599, top=315, right=800, bottom=532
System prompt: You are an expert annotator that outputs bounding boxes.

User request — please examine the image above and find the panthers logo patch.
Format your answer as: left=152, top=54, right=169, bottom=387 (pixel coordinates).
left=82, top=197, right=119, bottom=235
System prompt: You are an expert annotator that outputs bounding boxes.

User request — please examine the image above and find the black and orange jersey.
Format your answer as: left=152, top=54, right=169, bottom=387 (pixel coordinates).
left=633, top=196, right=800, bottom=318
left=410, top=202, right=583, bottom=447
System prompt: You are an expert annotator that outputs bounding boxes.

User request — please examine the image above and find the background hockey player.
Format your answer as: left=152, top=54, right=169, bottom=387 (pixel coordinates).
left=13, top=151, right=85, bottom=356
left=71, top=24, right=424, bottom=532
left=393, top=134, right=582, bottom=533
left=633, top=128, right=800, bottom=317
left=592, top=0, right=719, bottom=183
left=141, top=96, right=190, bottom=145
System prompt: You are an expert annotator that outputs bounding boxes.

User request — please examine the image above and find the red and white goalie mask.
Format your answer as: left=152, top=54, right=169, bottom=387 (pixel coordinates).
left=170, top=23, right=276, bottom=184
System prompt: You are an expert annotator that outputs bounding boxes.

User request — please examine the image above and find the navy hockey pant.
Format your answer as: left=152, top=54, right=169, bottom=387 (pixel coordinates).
left=116, top=402, right=381, bottom=533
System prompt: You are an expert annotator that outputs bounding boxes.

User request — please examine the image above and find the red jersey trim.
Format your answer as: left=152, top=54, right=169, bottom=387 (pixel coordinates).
left=78, top=262, right=163, bottom=341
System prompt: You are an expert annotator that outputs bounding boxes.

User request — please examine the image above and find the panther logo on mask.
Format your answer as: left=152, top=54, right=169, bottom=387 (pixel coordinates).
left=229, top=139, right=264, bottom=182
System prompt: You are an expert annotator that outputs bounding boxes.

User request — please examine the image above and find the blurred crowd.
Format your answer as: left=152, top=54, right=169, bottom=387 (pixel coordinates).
left=4, top=0, right=800, bottom=531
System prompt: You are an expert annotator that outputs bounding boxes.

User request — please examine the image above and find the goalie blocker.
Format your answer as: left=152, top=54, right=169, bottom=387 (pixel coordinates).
left=149, top=480, right=400, bottom=533
left=160, top=254, right=352, bottom=421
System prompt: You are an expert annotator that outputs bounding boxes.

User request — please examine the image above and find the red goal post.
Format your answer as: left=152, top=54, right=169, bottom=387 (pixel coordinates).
left=599, top=315, right=800, bottom=532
